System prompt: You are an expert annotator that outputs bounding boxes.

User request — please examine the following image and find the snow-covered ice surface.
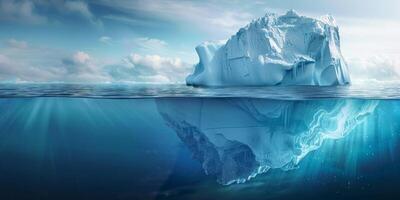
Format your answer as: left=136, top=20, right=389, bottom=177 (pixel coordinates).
left=157, top=98, right=378, bottom=185
left=187, top=10, right=350, bottom=87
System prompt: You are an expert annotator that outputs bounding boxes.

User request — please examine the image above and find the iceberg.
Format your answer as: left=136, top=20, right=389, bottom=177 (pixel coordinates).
left=156, top=98, right=378, bottom=185
left=186, top=10, right=350, bottom=86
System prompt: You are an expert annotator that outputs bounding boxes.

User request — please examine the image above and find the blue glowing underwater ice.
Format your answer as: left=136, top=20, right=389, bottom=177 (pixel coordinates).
left=186, top=10, right=350, bottom=87
left=157, top=99, right=378, bottom=185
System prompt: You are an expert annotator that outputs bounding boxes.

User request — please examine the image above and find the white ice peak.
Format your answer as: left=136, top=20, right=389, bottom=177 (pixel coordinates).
left=186, top=10, right=350, bottom=86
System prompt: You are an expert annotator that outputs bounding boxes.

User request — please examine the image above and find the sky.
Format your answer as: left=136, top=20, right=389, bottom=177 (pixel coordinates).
left=0, top=0, right=399, bottom=84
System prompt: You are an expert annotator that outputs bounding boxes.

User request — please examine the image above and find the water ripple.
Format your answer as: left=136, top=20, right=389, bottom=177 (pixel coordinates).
left=0, top=83, right=400, bottom=100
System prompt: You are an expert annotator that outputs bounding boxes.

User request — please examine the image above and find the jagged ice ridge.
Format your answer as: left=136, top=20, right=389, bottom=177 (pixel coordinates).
left=186, top=10, right=350, bottom=86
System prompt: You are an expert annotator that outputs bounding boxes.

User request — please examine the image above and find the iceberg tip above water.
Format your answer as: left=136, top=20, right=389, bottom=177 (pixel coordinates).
left=186, top=10, right=351, bottom=87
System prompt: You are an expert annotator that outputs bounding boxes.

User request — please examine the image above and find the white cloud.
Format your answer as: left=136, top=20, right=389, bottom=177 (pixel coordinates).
left=0, top=0, right=46, bottom=24
left=6, top=39, right=28, bottom=49
left=73, top=51, right=90, bottom=64
left=148, top=1, right=253, bottom=35
left=64, top=1, right=93, bottom=19
left=61, top=51, right=105, bottom=80
left=95, top=0, right=254, bottom=38
left=62, top=0, right=101, bottom=26
left=0, top=41, right=193, bottom=83
left=209, top=11, right=253, bottom=30
left=0, top=53, right=57, bottom=82
left=61, top=56, right=109, bottom=82
left=102, top=14, right=158, bottom=27
left=333, top=16, right=400, bottom=85
left=0, top=42, right=111, bottom=83
left=99, top=36, right=112, bottom=44
left=129, top=54, right=186, bottom=71
left=106, top=53, right=192, bottom=83
left=0, top=0, right=102, bottom=26
left=339, top=18, right=400, bottom=57
left=131, top=37, right=168, bottom=51
left=347, top=55, right=400, bottom=84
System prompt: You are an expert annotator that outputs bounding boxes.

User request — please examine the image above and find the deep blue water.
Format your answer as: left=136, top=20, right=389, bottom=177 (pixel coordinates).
left=1, top=84, right=400, bottom=200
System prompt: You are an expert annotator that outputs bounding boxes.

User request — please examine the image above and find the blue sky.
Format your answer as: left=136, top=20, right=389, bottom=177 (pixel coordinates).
left=0, top=0, right=399, bottom=83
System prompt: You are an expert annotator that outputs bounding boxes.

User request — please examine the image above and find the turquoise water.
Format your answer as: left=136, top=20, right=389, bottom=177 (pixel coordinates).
left=0, top=84, right=400, bottom=199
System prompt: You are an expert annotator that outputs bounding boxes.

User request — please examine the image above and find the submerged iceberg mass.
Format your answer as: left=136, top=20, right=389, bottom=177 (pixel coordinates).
left=157, top=98, right=378, bottom=185
left=186, top=10, right=350, bottom=86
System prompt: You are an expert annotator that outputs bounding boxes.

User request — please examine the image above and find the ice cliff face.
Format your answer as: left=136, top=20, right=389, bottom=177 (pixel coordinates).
left=186, top=10, right=350, bottom=86
left=156, top=99, right=378, bottom=185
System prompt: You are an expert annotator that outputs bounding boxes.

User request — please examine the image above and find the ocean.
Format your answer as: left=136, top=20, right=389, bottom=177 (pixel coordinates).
left=0, top=84, right=400, bottom=200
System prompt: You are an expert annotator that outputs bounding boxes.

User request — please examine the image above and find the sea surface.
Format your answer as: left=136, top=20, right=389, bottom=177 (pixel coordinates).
left=0, top=84, right=400, bottom=200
